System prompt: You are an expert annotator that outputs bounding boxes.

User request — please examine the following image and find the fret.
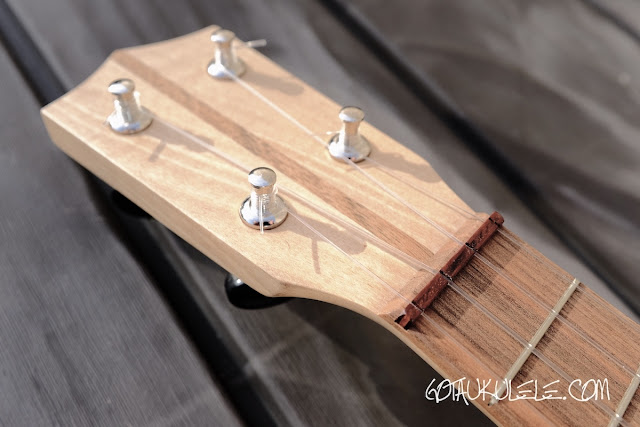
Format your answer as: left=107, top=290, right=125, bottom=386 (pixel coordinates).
left=609, top=366, right=640, bottom=427
left=490, top=278, right=580, bottom=405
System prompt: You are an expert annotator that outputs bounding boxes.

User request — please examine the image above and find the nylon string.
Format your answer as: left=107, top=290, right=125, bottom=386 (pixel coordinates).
left=222, top=67, right=640, bottom=387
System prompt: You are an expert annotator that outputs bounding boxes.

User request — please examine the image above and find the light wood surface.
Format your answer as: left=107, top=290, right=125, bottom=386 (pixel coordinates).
left=42, top=27, right=640, bottom=426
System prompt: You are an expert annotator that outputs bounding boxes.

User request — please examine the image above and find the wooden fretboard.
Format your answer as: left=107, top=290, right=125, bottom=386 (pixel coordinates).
left=384, top=227, right=640, bottom=426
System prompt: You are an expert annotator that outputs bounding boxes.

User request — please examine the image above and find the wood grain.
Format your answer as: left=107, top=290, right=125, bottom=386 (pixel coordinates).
left=41, top=27, right=640, bottom=426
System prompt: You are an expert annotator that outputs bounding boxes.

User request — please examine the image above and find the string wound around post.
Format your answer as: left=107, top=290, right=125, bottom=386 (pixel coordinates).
left=107, top=78, right=153, bottom=134
left=207, top=28, right=246, bottom=79
left=239, top=167, right=288, bottom=233
left=328, top=106, right=371, bottom=163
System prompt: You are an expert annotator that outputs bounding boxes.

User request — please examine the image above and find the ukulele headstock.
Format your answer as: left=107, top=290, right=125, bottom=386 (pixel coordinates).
left=41, top=26, right=481, bottom=324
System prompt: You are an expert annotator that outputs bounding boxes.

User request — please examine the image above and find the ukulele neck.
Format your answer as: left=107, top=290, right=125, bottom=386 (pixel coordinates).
left=386, top=227, right=640, bottom=426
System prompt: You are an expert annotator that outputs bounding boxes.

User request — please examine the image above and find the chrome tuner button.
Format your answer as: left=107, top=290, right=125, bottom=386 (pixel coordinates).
left=327, top=106, right=371, bottom=163
left=207, top=29, right=246, bottom=79
left=107, top=78, right=153, bottom=134
left=239, top=167, right=288, bottom=230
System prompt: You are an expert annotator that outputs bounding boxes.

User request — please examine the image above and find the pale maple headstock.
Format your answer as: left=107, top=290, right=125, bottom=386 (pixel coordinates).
left=41, top=26, right=484, bottom=327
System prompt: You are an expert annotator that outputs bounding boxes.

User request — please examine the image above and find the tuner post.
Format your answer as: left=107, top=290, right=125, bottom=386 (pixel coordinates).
left=327, top=106, right=371, bottom=163
left=240, top=167, right=287, bottom=230
left=207, top=29, right=246, bottom=79
left=107, top=78, right=153, bottom=134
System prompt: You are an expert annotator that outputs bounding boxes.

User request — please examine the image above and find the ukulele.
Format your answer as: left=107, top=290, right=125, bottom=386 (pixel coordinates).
left=41, top=26, right=640, bottom=426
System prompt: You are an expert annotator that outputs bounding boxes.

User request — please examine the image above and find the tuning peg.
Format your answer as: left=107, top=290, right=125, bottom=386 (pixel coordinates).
left=240, top=167, right=287, bottom=230
left=224, top=273, right=291, bottom=309
left=207, top=29, right=246, bottom=79
left=327, top=106, right=371, bottom=162
left=107, top=78, right=153, bottom=134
